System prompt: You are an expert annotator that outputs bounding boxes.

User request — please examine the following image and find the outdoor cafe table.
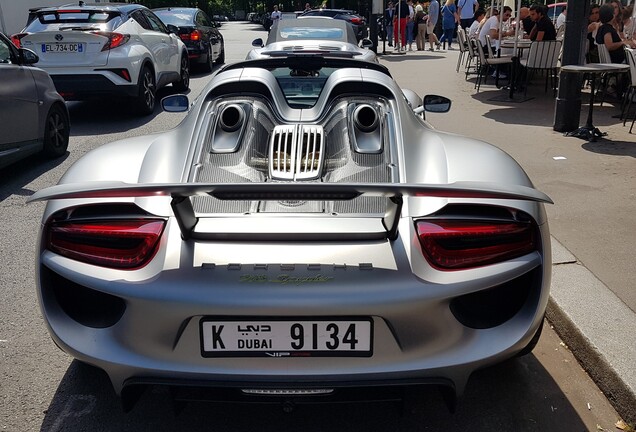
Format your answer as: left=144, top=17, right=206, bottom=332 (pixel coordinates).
left=560, top=63, right=630, bottom=141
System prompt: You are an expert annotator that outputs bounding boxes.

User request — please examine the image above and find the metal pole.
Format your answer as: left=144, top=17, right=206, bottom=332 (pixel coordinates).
left=553, top=0, right=590, bottom=132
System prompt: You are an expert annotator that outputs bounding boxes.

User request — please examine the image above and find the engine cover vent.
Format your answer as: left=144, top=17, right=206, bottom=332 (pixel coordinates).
left=269, top=125, right=324, bottom=181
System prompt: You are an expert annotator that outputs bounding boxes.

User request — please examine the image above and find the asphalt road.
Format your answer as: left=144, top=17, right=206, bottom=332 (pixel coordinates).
left=0, top=21, right=628, bottom=431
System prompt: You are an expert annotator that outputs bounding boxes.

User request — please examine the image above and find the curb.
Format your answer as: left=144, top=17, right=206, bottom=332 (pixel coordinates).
left=547, top=237, right=636, bottom=424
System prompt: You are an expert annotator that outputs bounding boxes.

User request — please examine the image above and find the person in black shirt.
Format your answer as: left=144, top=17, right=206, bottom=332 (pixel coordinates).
left=528, top=4, right=556, bottom=41
left=596, top=4, right=636, bottom=64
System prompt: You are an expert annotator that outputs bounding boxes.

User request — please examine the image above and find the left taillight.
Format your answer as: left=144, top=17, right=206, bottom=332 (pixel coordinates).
left=180, top=29, right=202, bottom=41
left=45, top=219, right=166, bottom=270
left=91, top=31, right=130, bottom=51
left=416, top=219, right=537, bottom=270
left=10, top=33, right=28, bottom=48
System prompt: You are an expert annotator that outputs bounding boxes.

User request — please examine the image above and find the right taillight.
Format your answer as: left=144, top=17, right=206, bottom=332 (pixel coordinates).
left=416, top=219, right=537, bottom=270
left=45, top=219, right=166, bottom=270
left=91, top=31, right=130, bottom=51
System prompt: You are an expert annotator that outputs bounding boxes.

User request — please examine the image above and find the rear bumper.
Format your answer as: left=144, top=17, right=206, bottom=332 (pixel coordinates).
left=51, top=74, right=138, bottom=100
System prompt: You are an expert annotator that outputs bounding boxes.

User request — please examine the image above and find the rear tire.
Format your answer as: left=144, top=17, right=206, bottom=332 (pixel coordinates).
left=215, top=43, right=225, bottom=65
left=201, top=45, right=213, bottom=73
left=42, top=104, right=69, bottom=158
left=173, top=54, right=190, bottom=91
left=135, top=66, right=156, bottom=116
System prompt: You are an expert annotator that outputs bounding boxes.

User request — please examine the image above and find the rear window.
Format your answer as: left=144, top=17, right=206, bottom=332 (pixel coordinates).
left=153, top=11, right=194, bottom=26
left=24, top=10, right=123, bottom=32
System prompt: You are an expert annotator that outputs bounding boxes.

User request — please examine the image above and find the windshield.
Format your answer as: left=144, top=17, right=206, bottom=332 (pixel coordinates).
left=279, top=27, right=345, bottom=41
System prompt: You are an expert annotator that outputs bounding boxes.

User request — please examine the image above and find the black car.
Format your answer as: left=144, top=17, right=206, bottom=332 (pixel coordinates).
left=153, top=7, right=225, bottom=72
left=299, top=9, right=367, bottom=40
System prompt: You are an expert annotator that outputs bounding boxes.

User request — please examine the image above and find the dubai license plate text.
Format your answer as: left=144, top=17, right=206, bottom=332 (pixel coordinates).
left=200, top=318, right=373, bottom=357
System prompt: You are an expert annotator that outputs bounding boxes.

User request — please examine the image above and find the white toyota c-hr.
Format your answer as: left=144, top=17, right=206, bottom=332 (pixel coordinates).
left=13, top=3, right=190, bottom=115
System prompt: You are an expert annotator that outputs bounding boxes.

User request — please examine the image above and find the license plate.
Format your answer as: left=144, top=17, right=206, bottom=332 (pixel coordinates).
left=200, top=318, right=373, bottom=358
left=42, top=43, right=84, bottom=53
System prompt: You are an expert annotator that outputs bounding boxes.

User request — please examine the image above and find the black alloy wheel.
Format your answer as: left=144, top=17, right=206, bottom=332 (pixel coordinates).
left=215, top=43, right=225, bottom=65
left=202, top=44, right=214, bottom=72
left=173, top=55, right=190, bottom=91
left=42, top=104, right=70, bottom=158
left=135, top=66, right=156, bottom=115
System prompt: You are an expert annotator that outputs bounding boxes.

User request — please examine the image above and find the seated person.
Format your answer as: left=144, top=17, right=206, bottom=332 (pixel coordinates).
left=596, top=4, right=636, bottom=64
left=478, top=6, right=514, bottom=53
left=527, top=4, right=556, bottom=41
left=468, top=8, right=486, bottom=39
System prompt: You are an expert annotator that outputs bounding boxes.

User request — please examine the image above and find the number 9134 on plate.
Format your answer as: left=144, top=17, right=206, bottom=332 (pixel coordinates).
left=200, top=318, right=373, bottom=358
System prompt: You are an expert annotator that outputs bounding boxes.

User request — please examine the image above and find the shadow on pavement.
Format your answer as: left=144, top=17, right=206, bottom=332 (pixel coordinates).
left=582, top=140, right=636, bottom=158
left=0, top=153, right=69, bottom=201
left=40, top=353, right=588, bottom=432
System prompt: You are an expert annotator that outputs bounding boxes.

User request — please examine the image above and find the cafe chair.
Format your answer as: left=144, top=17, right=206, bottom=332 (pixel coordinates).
left=620, top=48, right=636, bottom=123
left=474, top=41, right=512, bottom=92
left=518, top=40, right=562, bottom=97
left=624, top=48, right=636, bottom=133
left=596, top=43, right=627, bottom=106
left=456, top=27, right=470, bottom=73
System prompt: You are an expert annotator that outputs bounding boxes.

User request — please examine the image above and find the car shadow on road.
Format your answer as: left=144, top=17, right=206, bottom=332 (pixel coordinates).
left=0, top=152, right=69, bottom=201
left=40, top=354, right=589, bottom=431
left=67, top=85, right=192, bottom=137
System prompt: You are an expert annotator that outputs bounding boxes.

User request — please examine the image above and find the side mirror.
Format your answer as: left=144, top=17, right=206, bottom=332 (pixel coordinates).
left=360, top=38, right=373, bottom=49
left=161, top=94, right=189, bottom=113
left=19, top=48, right=39, bottom=65
left=423, top=95, right=451, bottom=113
left=252, top=38, right=264, bottom=47
left=166, top=24, right=179, bottom=34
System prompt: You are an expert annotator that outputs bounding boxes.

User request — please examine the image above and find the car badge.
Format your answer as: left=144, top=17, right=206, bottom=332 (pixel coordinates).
left=55, top=34, right=63, bottom=41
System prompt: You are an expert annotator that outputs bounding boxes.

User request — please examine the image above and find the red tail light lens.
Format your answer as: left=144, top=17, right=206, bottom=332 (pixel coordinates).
left=46, top=219, right=166, bottom=269
left=349, top=17, right=363, bottom=25
left=416, top=220, right=537, bottom=270
left=180, top=30, right=202, bottom=41
left=91, top=31, right=130, bottom=51
left=10, top=33, right=28, bottom=48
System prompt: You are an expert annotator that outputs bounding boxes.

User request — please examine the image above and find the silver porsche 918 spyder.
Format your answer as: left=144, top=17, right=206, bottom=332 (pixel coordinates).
left=29, top=55, right=552, bottom=411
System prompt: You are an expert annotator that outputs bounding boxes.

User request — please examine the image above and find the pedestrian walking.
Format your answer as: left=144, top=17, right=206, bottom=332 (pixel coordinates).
left=457, top=0, right=478, bottom=31
left=385, top=2, right=395, bottom=47
left=439, top=0, right=458, bottom=49
left=406, top=0, right=415, bottom=50
left=394, top=0, right=410, bottom=51
left=427, top=0, right=441, bottom=51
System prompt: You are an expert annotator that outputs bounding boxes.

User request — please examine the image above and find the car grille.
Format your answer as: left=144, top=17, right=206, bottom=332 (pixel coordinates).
left=269, top=124, right=324, bottom=180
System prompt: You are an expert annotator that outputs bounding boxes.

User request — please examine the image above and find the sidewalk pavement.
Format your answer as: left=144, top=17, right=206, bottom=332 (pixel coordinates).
left=377, top=48, right=636, bottom=424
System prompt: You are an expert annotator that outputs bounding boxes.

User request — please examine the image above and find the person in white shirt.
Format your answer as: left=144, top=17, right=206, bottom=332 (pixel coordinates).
left=478, top=6, right=514, bottom=52
left=468, top=8, right=485, bottom=38
left=271, top=5, right=282, bottom=23
left=556, top=6, right=566, bottom=30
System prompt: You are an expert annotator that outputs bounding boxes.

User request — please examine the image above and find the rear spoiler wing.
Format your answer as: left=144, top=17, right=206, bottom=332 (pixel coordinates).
left=27, top=181, right=552, bottom=240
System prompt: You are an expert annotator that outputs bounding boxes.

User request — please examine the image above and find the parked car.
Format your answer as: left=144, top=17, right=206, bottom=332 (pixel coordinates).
left=12, top=3, right=189, bottom=115
left=0, top=32, right=69, bottom=170
left=29, top=55, right=552, bottom=411
left=153, top=7, right=225, bottom=72
left=248, top=18, right=376, bottom=63
left=299, top=9, right=367, bottom=40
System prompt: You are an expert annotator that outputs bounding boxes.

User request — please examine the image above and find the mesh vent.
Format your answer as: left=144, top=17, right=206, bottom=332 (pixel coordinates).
left=269, top=125, right=324, bottom=181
